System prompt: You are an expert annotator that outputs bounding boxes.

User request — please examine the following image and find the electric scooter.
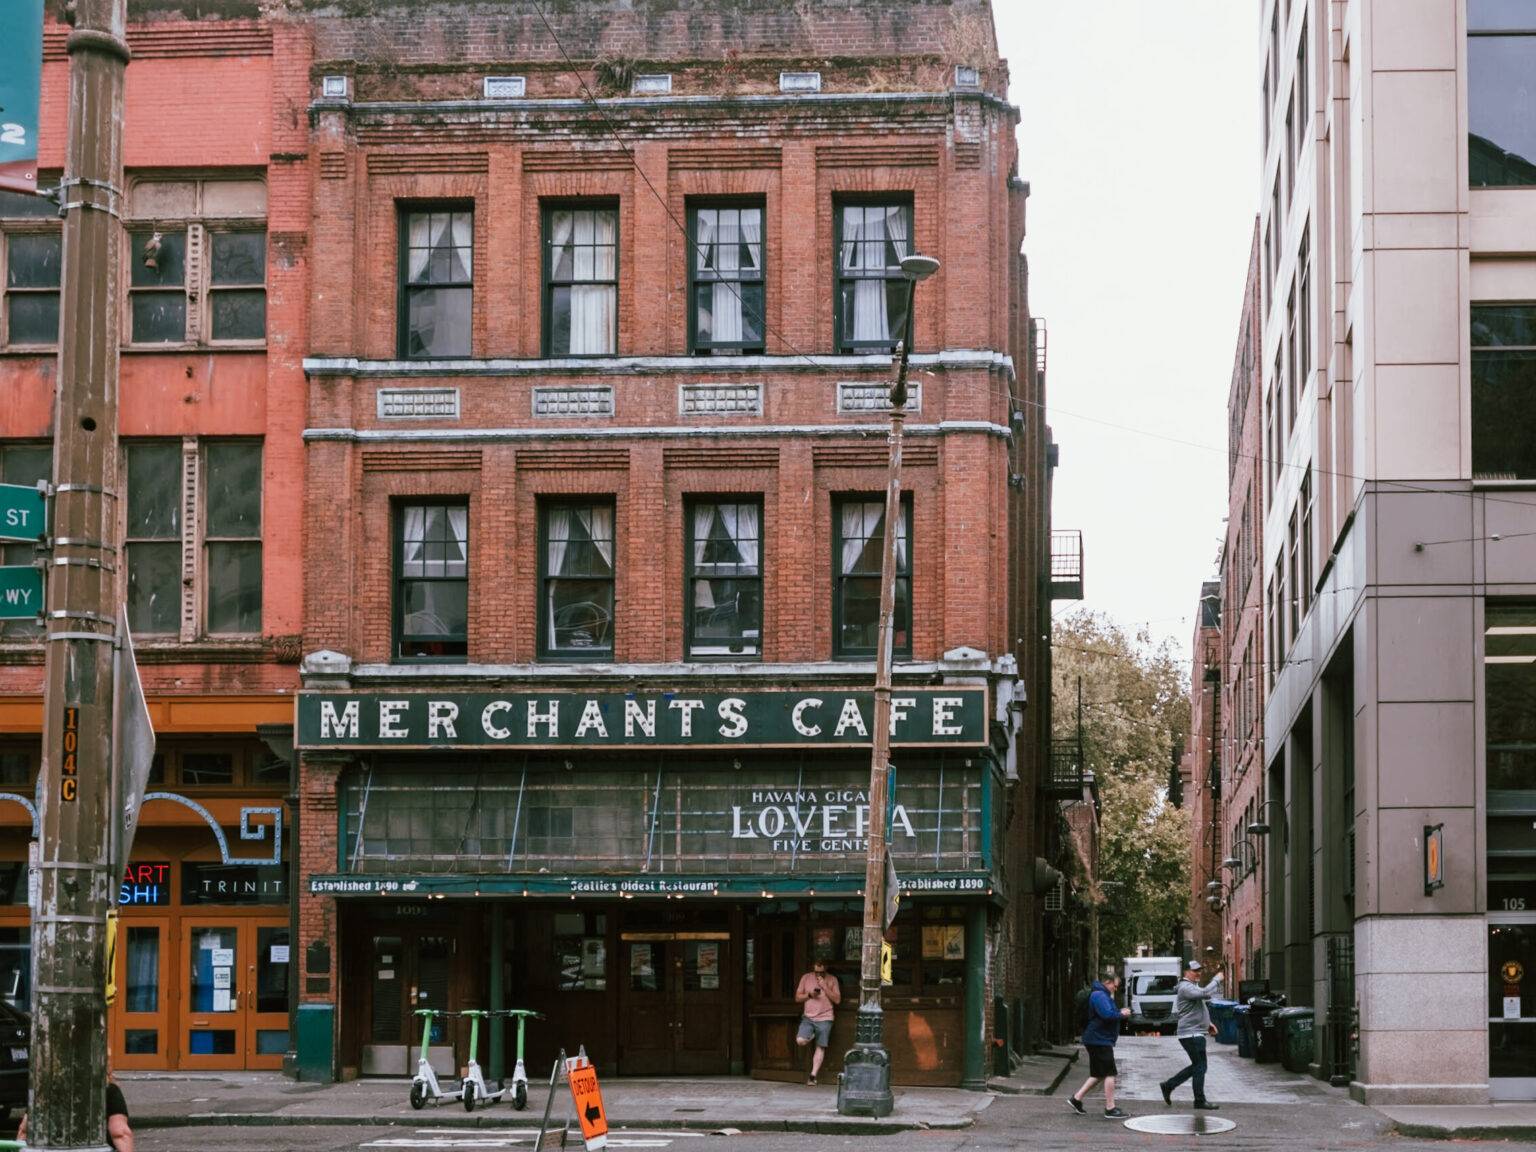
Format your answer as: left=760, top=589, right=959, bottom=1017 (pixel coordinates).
left=408, top=1008, right=463, bottom=1110
left=458, top=1009, right=507, bottom=1112
left=499, top=1008, right=546, bottom=1110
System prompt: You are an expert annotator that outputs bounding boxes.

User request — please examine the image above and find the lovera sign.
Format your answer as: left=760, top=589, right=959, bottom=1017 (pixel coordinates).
left=295, top=688, right=987, bottom=750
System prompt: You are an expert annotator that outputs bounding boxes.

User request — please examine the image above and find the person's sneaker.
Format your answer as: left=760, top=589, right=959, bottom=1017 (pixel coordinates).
left=1194, top=1100, right=1220, bottom=1110
left=1159, top=1081, right=1173, bottom=1106
left=1066, top=1096, right=1086, bottom=1115
left=806, top=1075, right=817, bottom=1086
left=1103, top=1107, right=1128, bottom=1119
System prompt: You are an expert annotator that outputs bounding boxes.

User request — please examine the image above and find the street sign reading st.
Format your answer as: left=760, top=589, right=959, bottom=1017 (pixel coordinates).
left=0, top=481, right=45, bottom=542
left=0, top=565, right=42, bottom=620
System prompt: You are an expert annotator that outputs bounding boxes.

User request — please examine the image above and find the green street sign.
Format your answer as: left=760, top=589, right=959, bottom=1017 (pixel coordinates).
left=0, top=0, right=46, bottom=194
left=0, top=482, right=45, bottom=543
left=0, top=566, right=42, bottom=620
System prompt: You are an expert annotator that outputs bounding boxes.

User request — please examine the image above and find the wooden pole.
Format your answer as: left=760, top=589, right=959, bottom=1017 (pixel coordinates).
left=33, top=1, right=128, bottom=1147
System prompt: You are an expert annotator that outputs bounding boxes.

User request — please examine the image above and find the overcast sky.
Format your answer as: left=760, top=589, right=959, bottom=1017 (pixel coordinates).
left=994, top=2, right=1260, bottom=662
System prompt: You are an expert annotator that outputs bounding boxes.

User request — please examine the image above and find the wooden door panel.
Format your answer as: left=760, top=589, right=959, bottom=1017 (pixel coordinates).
left=246, top=922, right=291, bottom=1070
left=181, top=921, right=244, bottom=1070
left=114, top=916, right=171, bottom=1070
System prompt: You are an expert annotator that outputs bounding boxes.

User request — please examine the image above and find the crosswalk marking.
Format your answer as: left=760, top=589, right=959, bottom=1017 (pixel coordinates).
left=360, top=1132, right=685, bottom=1149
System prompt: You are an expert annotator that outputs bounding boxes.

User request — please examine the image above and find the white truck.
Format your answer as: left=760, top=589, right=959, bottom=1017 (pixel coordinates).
left=1122, top=956, right=1183, bottom=1035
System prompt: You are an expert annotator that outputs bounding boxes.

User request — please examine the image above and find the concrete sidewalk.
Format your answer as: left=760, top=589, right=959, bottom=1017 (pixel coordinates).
left=1375, top=1103, right=1536, bottom=1141
left=109, top=1058, right=1065, bottom=1135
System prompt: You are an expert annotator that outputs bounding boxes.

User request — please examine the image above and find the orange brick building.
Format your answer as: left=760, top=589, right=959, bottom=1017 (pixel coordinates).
left=286, top=0, right=1053, bottom=1089
left=0, top=12, right=308, bottom=1070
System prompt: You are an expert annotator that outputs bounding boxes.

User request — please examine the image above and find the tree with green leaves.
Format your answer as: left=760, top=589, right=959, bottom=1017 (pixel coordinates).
left=1053, top=611, right=1192, bottom=965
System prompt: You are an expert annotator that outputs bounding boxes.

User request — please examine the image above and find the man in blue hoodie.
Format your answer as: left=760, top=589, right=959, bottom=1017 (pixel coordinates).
left=1068, top=973, right=1132, bottom=1119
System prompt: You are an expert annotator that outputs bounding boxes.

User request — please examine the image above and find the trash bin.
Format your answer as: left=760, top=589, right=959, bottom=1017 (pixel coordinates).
left=1210, top=999, right=1239, bottom=1045
left=1247, top=995, right=1287, bottom=1063
left=1233, top=1004, right=1254, bottom=1058
left=1277, top=1006, right=1315, bottom=1073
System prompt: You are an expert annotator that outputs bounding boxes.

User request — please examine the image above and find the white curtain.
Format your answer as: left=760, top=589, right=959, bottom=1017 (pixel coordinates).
left=446, top=506, right=468, bottom=576
left=692, top=504, right=718, bottom=611
left=841, top=502, right=869, bottom=575
left=547, top=508, right=571, bottom=577
left=723, top=502, right=759, bottom=571
left=894, top=503, right=908, bottom=571
left=578, top=505, right=614, bottom=571
left=446, top=212, right=472, bottom=279
left=401, top=506, right=427, bottom=575
left=567, top=210, right=616, bottom=354
left=408, top=215, right=431, bottom=281
left=845, top=207, right=890, bottom=344
left=711, top=211, right=743, bottom=344
left=549, top=211, right=576, bottom=280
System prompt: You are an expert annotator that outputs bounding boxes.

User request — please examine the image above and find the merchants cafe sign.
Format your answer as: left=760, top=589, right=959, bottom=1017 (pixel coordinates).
left=294, top=688, right=989, bottom=751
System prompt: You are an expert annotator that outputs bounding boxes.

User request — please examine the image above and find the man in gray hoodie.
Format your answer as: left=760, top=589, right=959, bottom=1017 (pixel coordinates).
left=1158, top=960, right=1223, bottom=1110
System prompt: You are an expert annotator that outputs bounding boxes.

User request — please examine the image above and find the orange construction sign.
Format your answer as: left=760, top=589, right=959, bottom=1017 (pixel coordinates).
left=565, top=1054, right=608, bottom=1150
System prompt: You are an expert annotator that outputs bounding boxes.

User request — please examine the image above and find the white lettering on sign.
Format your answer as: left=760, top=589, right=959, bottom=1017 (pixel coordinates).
left=575, top=699, right=608, bottom=738
left=320, top=700, right=360, bottom=739
left=729, top=801, right=916, bottom=850
left=378, top=700, right=409, bottom=738
left=5, top=509, right=31, bottom=528
left=624, top=698, right=656, bottom=737
left=669, top=698, right=704, bottom=736
left=717, top=697, right=748, bottom=739
left=527, top=699, right=559, bottom=738
left=792, top=697, right=822, bottom=737
left=932, top=696, right=963, bottom=736
left=3, top=586, right=31, bottom=606
left=834, top=698, right=868, bottom=737
left=427, top=700, right=459, bottom=739
left=890, top=697, right=915, bottom=735
left=482, top=700, right=512, bottom=740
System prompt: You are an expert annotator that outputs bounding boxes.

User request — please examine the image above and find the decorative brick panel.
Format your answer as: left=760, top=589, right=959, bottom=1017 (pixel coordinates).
left=669, top=146, right=782, bottom=171
left=662, top=446, right=779, bottom=471
left=319, top=152, right=347, bottom=180
left=366, top=152, right=489, bottom=176
left=678, top=382, right=763, bottom=417
left=837, top=381, right=922, bottom=413
left=817, top=142, right=941, bottom=168
left=377, top=388, right=461, bottom=420
left=523, top=149, right=633, bottom=173
left=515, top=448, right=629, bottom=472
left=359, top=448, right=482, bottom=473
left=813, top=441, right=937, bottom=468
left=532, top=385, right=614, bottom=418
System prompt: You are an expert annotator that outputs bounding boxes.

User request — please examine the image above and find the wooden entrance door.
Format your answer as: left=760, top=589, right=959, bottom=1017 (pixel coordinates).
left=361, top=928, right=458, bottom=1076
left=114, top=915, right=171, bottom=1070
left=246, top=922, right=292, bottom=1069
left=618, top=933, right=731, bottom=1075
left=181, top=920, right=246, bottom=1069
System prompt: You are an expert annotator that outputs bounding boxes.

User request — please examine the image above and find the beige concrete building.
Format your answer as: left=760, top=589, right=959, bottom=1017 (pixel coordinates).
left=1259, top=0, right=1536, bottom=1104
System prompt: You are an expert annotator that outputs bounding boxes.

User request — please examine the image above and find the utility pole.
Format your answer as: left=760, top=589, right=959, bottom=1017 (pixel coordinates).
left=838, top=253, right=938, bottom=1119
left=33, top=1, right=129, bottom=1148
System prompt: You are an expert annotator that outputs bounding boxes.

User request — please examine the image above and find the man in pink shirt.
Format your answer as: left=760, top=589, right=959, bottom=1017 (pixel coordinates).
left=795, top=959, right=841, bottom=1085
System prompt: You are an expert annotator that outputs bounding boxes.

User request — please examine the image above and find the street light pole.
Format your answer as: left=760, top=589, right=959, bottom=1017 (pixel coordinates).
left=33, top=1, right=129, bottom=1148
left=838, top=253, right=938, bottom=1119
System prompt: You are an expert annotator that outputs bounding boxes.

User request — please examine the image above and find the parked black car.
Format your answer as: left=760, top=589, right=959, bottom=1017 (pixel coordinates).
left=0, top=999, right=27, bottom=1119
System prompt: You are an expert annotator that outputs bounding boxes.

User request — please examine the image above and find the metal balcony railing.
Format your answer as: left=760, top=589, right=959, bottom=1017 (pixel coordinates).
left=1050, top=529, right=1084, bottom=601
left=1044, top=737, right=1085, bottom=799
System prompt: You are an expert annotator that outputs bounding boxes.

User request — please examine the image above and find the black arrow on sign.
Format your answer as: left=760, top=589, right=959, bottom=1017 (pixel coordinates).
left=585, top=1103, right=603, bottom=1125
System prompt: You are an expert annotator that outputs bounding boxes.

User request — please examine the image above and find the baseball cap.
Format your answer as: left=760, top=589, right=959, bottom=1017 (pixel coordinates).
left=1187, top=960, right=1204, bottom=972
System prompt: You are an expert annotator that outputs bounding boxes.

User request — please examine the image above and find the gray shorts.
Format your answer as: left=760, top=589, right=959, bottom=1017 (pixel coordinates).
left=797, top=1016, right=832, bottom=1047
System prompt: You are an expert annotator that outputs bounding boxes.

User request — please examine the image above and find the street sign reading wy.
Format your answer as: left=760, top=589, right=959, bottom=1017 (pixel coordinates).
left=0, top=566, right=42, bottom=620
left=0, top=481, right=45, bottom=542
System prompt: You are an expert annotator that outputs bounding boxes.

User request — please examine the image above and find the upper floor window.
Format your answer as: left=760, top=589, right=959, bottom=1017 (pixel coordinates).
left=835, top=202, right=913, bottom=353
left=0, top=189, right=61, bottom=348
left=687, top=498, right=762, bottom=659
left=1470, top=0, right=1536, bottom=186
left=399, top=208, right=473, bottom=358
left=395, top=502, right=468, bottom=661
left=689, top=204, right=764, bottom=354
left=545, top=206, right=617, bottom=357
left=126, top=177, right=267, bottom=346
left=833, top=495, right=911, bottom=658
left=541, top=500, right=614, bottom=659
left=126, top=439, right=263, bottom=638
left=0, top=442, right=48, bottom=639
left=1472, top=304, right=1536, bottom=480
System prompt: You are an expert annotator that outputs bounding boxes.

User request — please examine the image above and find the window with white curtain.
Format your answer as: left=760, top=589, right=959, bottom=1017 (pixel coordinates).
left=400, top=208, right=473, bottom=359
left=687, top=498, right=763, bottom=658
left=541, top=500, right=615, bottom=657
left=835, top=202, right=913, bottom=352
left=545, top=206, right=618, bottom=356
left=396, top=502, right=469, bottom=660
left=833, top=495, right=911, bottom=657
left=689, top=204, right=764, bottom=353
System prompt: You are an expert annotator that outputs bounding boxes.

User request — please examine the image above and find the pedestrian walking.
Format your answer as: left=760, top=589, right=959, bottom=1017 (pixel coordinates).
left=1068, top=972, right=1132, bottom=1119
left=19, top=1077, right=134, bottom=1150
left=794, top=958, right=841, bottom=1085
left=1158, top=960, right=1224, bottom=1110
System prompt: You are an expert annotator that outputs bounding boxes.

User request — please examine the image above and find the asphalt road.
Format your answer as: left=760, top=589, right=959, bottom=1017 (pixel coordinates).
left=127, top=1098, right=1477, bottom=1152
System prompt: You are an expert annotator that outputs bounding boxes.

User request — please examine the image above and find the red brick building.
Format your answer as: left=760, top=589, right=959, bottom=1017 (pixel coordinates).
left=285, top=0, right=1051, bottom=1089
left=0, top=9, right=307, bottom=1070
left=1187, top=582, right=1223, bottom=964
left=1217, top=223, right=1266, bottom=991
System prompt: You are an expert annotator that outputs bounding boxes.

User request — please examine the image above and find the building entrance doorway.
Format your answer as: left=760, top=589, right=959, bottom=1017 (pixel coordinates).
left=1490, top=917, right=1536, bottom=1100
left=178, top=917, right=291, bottom=1070
left=362, top=928, right=458, bottom=1076
left=617, top=932, right=731, bottom=1075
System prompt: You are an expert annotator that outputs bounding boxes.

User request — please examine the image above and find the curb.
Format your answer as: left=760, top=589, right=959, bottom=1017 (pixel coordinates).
left=1388, top=1121, right=1536, bottom=1143
left=134, top=1112, right=975, bottom=1135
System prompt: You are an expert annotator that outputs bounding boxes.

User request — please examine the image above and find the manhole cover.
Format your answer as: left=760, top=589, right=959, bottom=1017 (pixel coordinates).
left=1124, top=1114, right=1237, bottom=1136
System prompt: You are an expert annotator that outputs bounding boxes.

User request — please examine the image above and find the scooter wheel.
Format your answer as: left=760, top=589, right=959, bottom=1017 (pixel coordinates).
left=514, top=1082, right=528, bottom=1111
left=409, top=1082, right=428, bottom=1111
left=463, top=1082, right=477, bottom=1113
